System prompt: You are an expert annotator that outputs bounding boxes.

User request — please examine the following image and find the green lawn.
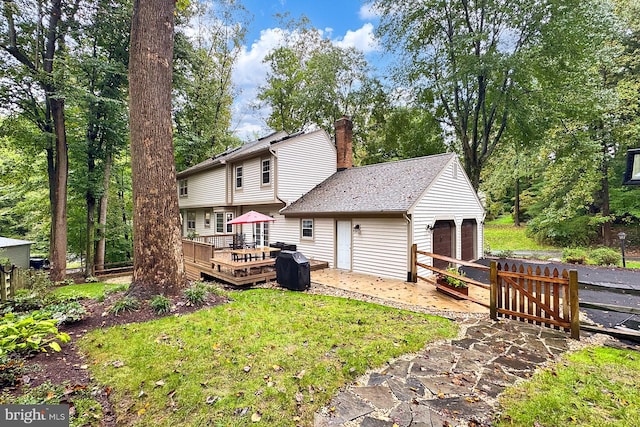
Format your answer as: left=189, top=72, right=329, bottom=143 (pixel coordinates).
left=484, top=217, right=561, bottom=252
left=50, top=282, right=129, bottom=300
left=79, top=289, right=457, bottom=426
left=497, top=346, right=640, bottom=426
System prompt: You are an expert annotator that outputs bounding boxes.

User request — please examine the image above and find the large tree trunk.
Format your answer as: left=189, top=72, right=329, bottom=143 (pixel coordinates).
left=127, top=0, right=186, bottom=298
left=49, top=98, right=68, bottom=282
left=514, top=177, right=521, bottom=227
left=601, top=143, right=611, bottom=246
left=95, top=153, right=112, bottom=272
left=85, top=158, right=96, bottom=278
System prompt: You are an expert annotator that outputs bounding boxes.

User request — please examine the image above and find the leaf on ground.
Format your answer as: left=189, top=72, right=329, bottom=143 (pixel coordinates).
left=251, top=412, right=262, bottom=422
left=155, top=380, right=165, bottom=387
left=272, top=364, right=282, bottom=371
left=205, top=396, right=220, bottom=405
left=437, top=391, right=445, bottom=399
left=295, top=392, right=304, bottom=403
left=294, top=369, right=305, bottom=379
left=112, top=360, right=125, bottom=368
left=46, top=391, right=55, bottom=401
left=243, top=365, right=252, bottom=373
left=138, top=390, right=146, bottom=398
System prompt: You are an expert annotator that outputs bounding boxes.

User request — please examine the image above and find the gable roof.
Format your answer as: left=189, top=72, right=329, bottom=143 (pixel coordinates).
left=0, top=237, right=33, bottom=248
left=176, top=130, right=290, bottom=178
left=281, top=153, right=456, bottom=216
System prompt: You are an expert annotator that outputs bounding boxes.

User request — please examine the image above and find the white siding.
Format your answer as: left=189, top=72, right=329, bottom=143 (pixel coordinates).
left=268, top=211, right=301, bottom=244
left=276, top=130, right=336, bottom=205
left=352, top=218, right=408, bottom=280
left=178, top=167, right=226, bottom=208
left=295, top=218, right=335, bottom=265
left=232, top=157, right=276, bottom=205
left=411, top=158, right=485, bottom=277
left=182, top=208, right=213, bottom=237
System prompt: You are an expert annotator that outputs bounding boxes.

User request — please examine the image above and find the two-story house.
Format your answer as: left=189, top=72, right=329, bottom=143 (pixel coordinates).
left=176, top=128, right=336, bottom=246
left=178, top=117, right=485, bottom=283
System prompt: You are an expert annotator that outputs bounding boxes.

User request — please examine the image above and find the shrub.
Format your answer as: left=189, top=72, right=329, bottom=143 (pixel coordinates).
left=588, top=247, right=622, bottom=266
left=527, top=215, right=598, bottom=247
left=150, top=295, right=171, bottom=315
left=562, top=248, right=588, bottom=264
left=0, top=354, right=27, bottom=387
left=108, top=296, right=140, bottom=316
left=42, top=302, right=87, bottom=325
left=0, top=312, right=71, bottom=355
left=183, top=282, right=207, bottom=305
left=2, top=290, right=44, bottom=313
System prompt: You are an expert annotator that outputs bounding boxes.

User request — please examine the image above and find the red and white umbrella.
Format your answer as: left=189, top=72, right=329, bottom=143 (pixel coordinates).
left=227, top=211, right=275, bottom=246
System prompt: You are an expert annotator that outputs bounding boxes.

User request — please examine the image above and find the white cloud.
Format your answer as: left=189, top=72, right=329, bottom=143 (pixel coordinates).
left=358, top=3, right=380, bottom=20
left=231, top=23, right=379, bottom=140
left=335, top=23, right=379, bottom=53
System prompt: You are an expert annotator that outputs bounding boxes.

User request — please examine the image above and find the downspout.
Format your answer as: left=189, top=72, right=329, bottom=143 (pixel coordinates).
left=404, top=213, right=413, bottom=282
left=270, top=147, right=288, bottom=212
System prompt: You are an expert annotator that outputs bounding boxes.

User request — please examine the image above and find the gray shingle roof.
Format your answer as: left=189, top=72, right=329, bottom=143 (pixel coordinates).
left=282, top=153, right=455, bottom=215
left=176, top=130, right=289, bottom=178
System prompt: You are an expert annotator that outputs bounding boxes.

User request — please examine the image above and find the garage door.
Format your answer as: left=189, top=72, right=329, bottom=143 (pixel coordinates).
left=432, top=220, right=454, bottom=269
left=461, top=219, right=477, bottom=261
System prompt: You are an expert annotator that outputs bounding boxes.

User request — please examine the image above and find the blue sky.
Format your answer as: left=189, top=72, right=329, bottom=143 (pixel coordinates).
left=228, top=1, right=381, bottom=139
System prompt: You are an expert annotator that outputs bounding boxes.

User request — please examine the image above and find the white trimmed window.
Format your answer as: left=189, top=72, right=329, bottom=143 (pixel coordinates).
left=262, top=159, right=271, bottom=185
left=204, top=211, right=211, bottom=228
left=179, top=179, right=188, bottom=197
left=301, top=219, right=314, bottom=239
left=186, top=211, right=196, bottom=231
left=215, top=212, right=224, bottom=233
left=235, top=166, right=243, bottom=189
left=226, top=213, right=234, bottom=233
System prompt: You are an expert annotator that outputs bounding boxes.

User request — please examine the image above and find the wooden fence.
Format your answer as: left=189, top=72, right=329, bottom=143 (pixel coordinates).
left=490, top=261, right=580, bottom=339
left=410, top=245, right=580, bottom=339
left=0, top=265, right=27, bottom=303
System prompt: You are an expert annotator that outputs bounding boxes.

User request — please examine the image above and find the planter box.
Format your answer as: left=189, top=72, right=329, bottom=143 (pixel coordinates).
left=436, top=277, right=469, bottom=300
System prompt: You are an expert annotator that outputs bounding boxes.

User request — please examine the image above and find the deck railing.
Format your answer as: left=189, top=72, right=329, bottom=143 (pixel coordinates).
left=188, top=234, right=235, bottom=249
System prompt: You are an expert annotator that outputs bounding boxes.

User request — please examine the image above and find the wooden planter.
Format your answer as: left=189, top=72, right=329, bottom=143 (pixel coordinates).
left=436, top=276, right=469, bottom=300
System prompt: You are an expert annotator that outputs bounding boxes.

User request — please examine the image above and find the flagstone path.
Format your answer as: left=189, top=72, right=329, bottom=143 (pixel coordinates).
left=314, top=318, right=585, bottom=427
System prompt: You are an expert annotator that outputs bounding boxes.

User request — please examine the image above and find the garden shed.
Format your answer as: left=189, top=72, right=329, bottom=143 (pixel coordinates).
left=0, top=237, right=33, bottom=269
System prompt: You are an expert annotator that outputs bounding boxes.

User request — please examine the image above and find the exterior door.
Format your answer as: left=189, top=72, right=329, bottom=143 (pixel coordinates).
left=432, top=220, right=455, bottom=269
left=336, top=220, right=352, bottom=270
left=461, top=219, right=477, bottom=261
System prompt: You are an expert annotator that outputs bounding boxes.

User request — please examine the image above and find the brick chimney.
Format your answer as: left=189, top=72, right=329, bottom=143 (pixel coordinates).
left=335, top=116, right=353, bottom=171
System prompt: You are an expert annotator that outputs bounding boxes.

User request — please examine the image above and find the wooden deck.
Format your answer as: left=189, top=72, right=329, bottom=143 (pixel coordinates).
left=183, top=239, right=328, bottom=287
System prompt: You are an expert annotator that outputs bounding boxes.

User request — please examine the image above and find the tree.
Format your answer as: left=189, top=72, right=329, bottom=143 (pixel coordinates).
left=0, top=0, right=79, bottom=280
left=128, top=0, right=186, bottom=297
left=173, top=0, right=247, bottom=170
left=374, top=0, right=608, bottom=190
left=257, top=16, right=384, bottom=154
left=69, top=0, right=131, bottom=276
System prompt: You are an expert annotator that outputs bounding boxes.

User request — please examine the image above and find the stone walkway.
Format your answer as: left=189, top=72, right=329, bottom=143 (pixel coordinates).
left=315, top=317, right=577, bottom=427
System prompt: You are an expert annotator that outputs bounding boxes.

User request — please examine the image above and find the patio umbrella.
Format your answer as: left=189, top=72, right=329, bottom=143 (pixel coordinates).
left=227, top=211, right=275, bottom=247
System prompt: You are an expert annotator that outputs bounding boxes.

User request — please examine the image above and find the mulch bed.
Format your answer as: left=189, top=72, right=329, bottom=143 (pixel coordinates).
left=4, top=287, right=229, bottom=426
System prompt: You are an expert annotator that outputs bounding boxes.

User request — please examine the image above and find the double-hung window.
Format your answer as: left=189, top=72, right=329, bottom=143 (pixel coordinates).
left=261, top=159, right=271, bottom=185
left=179, top=179, right=188, bottom=197
left=204, top=211, right=211, bottom=228
left=235, top=166, right=243, bottom=189
left=301, top=219, right=313, bottom=239
left=186, top=211, right=196, bottom=231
